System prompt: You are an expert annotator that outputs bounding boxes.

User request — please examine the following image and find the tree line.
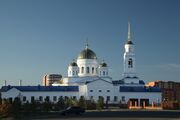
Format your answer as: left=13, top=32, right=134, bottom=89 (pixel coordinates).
left=0, top=96, right=104, bottom=119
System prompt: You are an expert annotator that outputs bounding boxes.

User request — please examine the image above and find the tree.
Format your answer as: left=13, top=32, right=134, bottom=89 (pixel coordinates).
left=72, top=97, right=78, bottom=106
left=78, top=96, right=86, bottom=109
left=0, top=99, right=12, bottom=118
left=12, top=97, right=22, bottom=118
left=64, top=97, right=74, bottom=108
left=96, top=96, right=104, bottom=110
left=57, top=96, right=65, bottom=110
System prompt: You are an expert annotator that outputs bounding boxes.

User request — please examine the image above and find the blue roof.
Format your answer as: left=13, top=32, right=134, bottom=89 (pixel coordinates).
left=112, top=80, right=124, bottom=85
left=120, top=86, right=161, bottom=92
left=1, top=86, right=79, bottom=92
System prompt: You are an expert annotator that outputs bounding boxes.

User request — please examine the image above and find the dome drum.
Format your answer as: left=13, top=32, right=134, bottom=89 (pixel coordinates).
left=69, top=62, right=78, bottom=67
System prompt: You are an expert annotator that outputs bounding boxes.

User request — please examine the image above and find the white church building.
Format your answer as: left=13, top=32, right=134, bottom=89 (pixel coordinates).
left=1, top=23, right=161, bottom=107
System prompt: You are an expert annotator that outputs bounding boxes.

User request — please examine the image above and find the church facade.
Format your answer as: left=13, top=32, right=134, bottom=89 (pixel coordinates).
left=1, top=23, right=161, bottom=106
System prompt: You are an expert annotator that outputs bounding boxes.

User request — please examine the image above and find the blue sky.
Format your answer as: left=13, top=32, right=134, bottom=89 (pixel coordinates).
left=0, top=0, right=180, bottom=86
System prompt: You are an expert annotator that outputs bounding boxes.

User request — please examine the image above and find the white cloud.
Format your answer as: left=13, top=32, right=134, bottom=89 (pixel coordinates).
left=165, top=64, right=180, bottom=69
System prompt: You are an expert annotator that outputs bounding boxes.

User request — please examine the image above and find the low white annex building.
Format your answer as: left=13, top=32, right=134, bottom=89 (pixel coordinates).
left=1, top=23, right=161, bottom=107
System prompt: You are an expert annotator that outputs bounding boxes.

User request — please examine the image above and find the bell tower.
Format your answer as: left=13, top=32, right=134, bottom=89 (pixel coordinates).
left=123, top=22, right=137, bottom=78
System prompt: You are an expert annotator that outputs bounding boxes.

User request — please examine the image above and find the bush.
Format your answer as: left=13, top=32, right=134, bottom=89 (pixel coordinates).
left=86, top=100, right=96, bottom=110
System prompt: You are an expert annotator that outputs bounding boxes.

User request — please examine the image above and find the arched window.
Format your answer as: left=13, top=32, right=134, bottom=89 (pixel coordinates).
left=73, top=71, right=75, bottom=75
left=87, top=67, right=90, bottom=74
left=128, top=58, right=133, bottom=68
left=92, top=67, right=94, bottom=74
left=81, top=67, right=84, bottom=73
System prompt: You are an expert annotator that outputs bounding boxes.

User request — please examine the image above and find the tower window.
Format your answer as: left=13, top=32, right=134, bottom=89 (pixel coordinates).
left=128, top=58, right=133, bottom=68
left=81, top=67, right=84, bottom=73
left=87, top=67, right=90, bottom=74
left=103, top=71, right=105, bottom=76
left=92, top=67, right=94, bottom=74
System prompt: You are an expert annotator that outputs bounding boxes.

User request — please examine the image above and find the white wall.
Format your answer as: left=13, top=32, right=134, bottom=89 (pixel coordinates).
left=86, top=79, right=115, bottom=103
left=1, top=81, right=162, bottom=105
left=1, top=88, right=79, bottom=103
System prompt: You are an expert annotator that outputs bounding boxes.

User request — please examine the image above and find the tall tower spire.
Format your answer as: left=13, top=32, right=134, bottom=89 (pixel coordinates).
left=126, top=21, right=133, bottom=44
left=123, top=22, right=137, bottom=81
left=128, top=21, right=131, bottom=41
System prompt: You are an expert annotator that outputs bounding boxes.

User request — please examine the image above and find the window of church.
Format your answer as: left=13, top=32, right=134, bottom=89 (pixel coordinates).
left=122, top=96, right=125, bottom=101
left=87, top=67, right=90, bottom=74
left=114, top=96, right=118, bottom=102
left=39, top=96, right=43, bottom=101
left=107, top=96, right=110, bottom=101
left=128, top=58, right=133, bottom=68
left=92, top=67, right=94, bottom=74
left=100, top=71, right=101, bottom=76
left=81, top=67, right=84, bottom=73
left=90, top=90, right=93, bottom=92
left=107, top=90, right=110, bottom=92
left=23, top=96, right=26, bottom=101
left=45, top=96, right=50, bottom=102
left=73, top=71, right=75, bottom=75
left=99, top=90, right=102, bottom=92
left=106, top=72, right=108, bottom=76
left=76, top=71, right=78, bottom=75
left=73, top=96, right=76, bottom=100
left=31, top=96, right=35, bottom=102
left=53, top=96, right=57, bottom=101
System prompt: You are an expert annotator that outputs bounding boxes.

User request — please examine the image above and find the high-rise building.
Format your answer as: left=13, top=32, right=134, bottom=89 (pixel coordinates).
left=43, top=74, right=62, bottom=86
left=147, top=80, right=180, bottom=101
